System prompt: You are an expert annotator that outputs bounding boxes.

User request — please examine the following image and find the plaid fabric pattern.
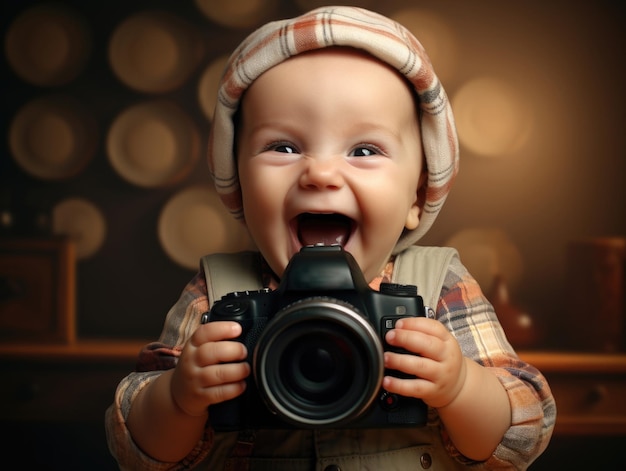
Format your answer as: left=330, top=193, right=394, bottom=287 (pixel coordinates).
left=207, top=6, right=459, bottom=253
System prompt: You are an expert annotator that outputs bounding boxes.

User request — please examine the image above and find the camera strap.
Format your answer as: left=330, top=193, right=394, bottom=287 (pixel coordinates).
left=201, top=250, right=264, bottom=307
left=392, top=246, right=459, bottom=311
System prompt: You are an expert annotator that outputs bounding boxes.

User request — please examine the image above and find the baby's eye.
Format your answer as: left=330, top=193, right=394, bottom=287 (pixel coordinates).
left=349, top=145, right=383, bottom=157
left=277, top=145, right=296, bottom=154
left=265, top=141, right=299, bottom=154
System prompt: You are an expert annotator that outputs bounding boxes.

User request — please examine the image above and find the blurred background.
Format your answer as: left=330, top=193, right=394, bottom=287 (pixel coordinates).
left=2, top=0, right=624, bottom=348
left=1, top=1, right=625, bottom=469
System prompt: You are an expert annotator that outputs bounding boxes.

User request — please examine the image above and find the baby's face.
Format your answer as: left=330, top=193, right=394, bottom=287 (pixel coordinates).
left=237, top=48, right=424, bottom=281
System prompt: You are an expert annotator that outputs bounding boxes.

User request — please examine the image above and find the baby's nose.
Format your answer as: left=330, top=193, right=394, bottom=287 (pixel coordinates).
left=298, top=156, right=345, bottom=190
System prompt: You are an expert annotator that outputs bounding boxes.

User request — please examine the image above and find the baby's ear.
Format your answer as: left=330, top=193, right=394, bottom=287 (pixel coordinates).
left=405, top=204, right=420, bottom=230
left=406, top=171, right=427, bottom=230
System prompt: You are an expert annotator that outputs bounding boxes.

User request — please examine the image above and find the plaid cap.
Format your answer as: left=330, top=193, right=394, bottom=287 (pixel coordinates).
left=208, top=6, right=459, bottom=253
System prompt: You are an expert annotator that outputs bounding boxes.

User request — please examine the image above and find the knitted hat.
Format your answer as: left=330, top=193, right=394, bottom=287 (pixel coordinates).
left=208, top=6, right=459, bottom=253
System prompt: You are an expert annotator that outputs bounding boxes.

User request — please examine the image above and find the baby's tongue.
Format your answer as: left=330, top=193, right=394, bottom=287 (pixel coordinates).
left=297, top=214, right=351, bottom=247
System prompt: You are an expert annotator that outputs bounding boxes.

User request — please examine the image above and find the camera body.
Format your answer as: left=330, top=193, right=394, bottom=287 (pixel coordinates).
left=202, top=245, right=428, bottom=431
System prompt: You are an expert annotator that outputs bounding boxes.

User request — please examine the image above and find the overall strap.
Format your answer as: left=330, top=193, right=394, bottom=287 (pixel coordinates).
left=200, top=251, right=262, bottom=471
left=201, top=247, right=457, bottom=310
left=201, top=251, right=264, bottom=307
left=391, top=246, right=458, bottom=310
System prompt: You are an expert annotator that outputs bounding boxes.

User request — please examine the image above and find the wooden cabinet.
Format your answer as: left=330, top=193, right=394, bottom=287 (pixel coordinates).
left=512, top=352, right=626, bottom=469
left=0, top=344, right=624, bottom=469
left=0, top=237, right=76, bottom=343
left=0, top=341, right=143, bottom=420
left=520, top=352, right=626, bottom=436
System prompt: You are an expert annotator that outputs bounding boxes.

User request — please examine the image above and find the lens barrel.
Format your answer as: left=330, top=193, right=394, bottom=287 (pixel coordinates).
left=253, top=297, right=383, bottom=427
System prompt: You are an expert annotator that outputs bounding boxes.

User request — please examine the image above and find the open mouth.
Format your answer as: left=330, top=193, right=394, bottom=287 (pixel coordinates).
left=296, top=213, right=353, bottom=247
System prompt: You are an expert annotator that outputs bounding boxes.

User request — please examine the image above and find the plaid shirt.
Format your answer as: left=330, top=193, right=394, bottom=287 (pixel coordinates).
left=105, top=252, right=555, bottom=470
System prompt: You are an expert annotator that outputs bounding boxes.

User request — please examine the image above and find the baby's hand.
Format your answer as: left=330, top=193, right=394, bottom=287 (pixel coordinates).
left=170, top=321, right=250, bottom=417
left=383, top=317, right=467, bottom=409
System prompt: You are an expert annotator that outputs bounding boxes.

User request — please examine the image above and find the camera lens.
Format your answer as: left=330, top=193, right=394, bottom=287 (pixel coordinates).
left=281, top=328, right=353, bottom=403
left=253, top=297, right=383, bottom=427
left=300, top=347, right=333, bottom=383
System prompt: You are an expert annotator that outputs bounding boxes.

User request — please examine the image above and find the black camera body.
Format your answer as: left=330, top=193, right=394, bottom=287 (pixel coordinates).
left=202, top=245, right=428, bottom=431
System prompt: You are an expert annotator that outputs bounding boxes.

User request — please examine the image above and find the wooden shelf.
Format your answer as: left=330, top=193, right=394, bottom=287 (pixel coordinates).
left=0, top=341, right=624, bottom=368
left=518, top=351, right=626, bottom=374
left=0, top=339, right=149, bottom=362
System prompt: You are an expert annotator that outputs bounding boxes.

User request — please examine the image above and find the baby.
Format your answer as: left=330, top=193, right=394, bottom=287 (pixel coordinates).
left=106, top=6, right=555, bottom=470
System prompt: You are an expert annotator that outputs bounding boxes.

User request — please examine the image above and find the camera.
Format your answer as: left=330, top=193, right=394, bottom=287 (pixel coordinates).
left=201, top=245, right=428, bottom=431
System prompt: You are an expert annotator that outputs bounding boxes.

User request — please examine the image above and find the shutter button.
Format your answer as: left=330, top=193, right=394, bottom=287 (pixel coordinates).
left=420, top=452, right=432, bottom=469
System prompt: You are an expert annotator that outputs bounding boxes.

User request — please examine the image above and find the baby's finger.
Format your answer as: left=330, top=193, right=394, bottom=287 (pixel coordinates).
left=384, top=351, right=433, bottom=379
left=394, top=317, right=448, bottom=338
left=382, top=374, right=433, bottom=400
left=201, top=362, right=250, bottom=389
left=206, top=380, right=248, bottom=406
left=196, top=339, right=248, bottom=366
left=193, top=321, right=242, bottom=345
left=386, top=328, right=442, bottom=359
left=386, top=321, right=447, bottom=361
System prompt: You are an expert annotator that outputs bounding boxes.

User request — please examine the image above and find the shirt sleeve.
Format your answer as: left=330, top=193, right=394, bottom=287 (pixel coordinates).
left=436, top=254, right=556, bottom=469
left=105, top=271, right=215, bottom=471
